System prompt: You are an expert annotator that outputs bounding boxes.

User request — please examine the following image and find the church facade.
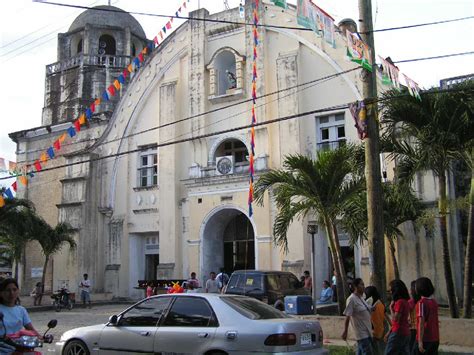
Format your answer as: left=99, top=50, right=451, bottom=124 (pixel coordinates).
left=10, top=1, right=463, bottom=302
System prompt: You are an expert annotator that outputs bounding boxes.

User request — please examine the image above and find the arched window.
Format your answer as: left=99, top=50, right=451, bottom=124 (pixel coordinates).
left=215, top=51, right=236, bottom=95
left=215, top=139, right=248, bottom=164
left=207, top=48, right=245, bottom=100
left=98, top=34, right=116, bottom=56
left=77, top=39, right=83, bottom=54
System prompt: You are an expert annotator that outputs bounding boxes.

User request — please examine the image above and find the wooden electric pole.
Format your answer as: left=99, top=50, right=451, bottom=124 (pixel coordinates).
left=358, top=0, right=386, bottom=297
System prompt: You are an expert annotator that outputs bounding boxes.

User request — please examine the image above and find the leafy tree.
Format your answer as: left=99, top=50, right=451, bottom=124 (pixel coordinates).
left=254, top=146, right=365, bottom=314
left=342, top=182, right=424, bottom=280
left=34, top=220, right=76, bottom=294
left=0, top=198, right=36, bottom=278
left=380, top=83, right=474, bottom=318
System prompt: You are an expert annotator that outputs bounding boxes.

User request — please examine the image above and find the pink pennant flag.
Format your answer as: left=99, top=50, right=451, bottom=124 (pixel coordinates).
left=153, top=36, right=159, bottom=45
left=53, top=139, right=61, bottom=151
left=34, top=160, right=42, bottom=172
left=11, top=181, right=17, bottom=192
left=166, top=21, right=172, bottom=30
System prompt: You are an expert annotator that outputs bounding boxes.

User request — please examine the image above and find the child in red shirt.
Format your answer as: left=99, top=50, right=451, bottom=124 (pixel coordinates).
left=415, top=277, right=439, bottom=355
left=385, top=279, right=410, bottom=354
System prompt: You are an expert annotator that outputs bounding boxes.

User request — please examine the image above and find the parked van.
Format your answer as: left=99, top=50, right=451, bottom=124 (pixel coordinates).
left=224, top=270, right=309, bottom=310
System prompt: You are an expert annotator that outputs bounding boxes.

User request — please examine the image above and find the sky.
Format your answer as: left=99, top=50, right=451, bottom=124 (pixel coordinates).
left=0, top=0, right=473, bottom=184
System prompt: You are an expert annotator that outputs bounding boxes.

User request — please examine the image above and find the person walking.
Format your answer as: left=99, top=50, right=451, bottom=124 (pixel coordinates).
left=216, top=268, right=229, bottom=293
left=303, top=270, right=312, bottom=292
left=384, top=279, right=410, bottom=354
left=30, top=282, right=43, bottom=306
left=79, top=273, right=92, bottom=308
left=365, top=286, right=389, bottom=355
left=414, top=277, right=439, bottom=355
left=341, top=278, right=374, bottom=355
left=146, top=282, right=154, bottom=298
left=205, top=272, right=219, bottom=293
left=331, top=269, right=338, bottom=302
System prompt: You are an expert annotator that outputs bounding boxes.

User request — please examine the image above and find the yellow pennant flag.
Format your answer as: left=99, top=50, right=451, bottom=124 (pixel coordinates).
left=19, top=175, right=28, bottom=186
left=0, top=196, right=4, bottom=208
left=79, top=114, right=86, bottom=125
left=113, top=80, right=121, bottom=90
left=40, top=152, right=48, bottom=163
left=95, top=98, right=101, bottom=106
left=127, top=64, right=133, bottom=73
left=59, top=133, right=67, bottom=143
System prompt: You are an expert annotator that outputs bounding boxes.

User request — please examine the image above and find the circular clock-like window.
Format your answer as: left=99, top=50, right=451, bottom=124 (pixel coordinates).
left=217, top=157, right=232, bottom=175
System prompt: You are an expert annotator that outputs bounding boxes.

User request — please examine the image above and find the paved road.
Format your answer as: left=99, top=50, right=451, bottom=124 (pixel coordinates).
left=29, top=303, right=131, bottom=353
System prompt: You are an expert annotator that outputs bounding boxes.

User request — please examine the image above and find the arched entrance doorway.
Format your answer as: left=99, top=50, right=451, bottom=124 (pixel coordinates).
left=201, top=208, right=255, bottom=279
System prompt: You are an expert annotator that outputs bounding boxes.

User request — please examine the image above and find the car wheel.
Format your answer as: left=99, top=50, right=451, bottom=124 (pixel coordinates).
left=205, top=351, right=228, bottom=355
left=63, top=340, right=90, bottom=355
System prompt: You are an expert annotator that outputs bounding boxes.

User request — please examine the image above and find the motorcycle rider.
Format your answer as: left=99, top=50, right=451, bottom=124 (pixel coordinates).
left=0, top=278, right=39, bottom=352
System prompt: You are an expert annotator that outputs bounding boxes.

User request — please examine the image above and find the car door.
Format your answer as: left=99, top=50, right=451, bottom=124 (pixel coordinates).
left=154, top=296, right=218, bottom=353
left=98, top=296, right=172, bottom=354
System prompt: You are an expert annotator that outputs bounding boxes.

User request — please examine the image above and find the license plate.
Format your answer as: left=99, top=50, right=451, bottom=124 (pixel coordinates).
left=300, top=332, right=312, bottom=345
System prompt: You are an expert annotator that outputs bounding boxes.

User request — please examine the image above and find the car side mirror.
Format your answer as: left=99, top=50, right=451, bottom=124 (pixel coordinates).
left=108, top=315, right=118, bottom=325
left=47, top=320, right=58, bottom=329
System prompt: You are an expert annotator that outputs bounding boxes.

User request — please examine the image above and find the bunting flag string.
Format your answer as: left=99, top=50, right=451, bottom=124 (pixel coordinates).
left=378, top=55, right=401, bottom=90
left=1, top=0, right=192, bottom=207
left=403, top=74, right=422, bottom=100
left=248, top=0, right=259, bottom=218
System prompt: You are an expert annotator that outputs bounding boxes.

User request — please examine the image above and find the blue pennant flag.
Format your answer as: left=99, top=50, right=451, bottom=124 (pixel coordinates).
left=67, top=126, right=76, bottom=138
left=47, top=147, right=55, bottom=159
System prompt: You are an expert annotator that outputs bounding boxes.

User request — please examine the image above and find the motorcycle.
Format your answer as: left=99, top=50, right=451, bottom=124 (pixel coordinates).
left=0, top=312, right=57, bottom=354
left=51, top=287, right=74, bottom=312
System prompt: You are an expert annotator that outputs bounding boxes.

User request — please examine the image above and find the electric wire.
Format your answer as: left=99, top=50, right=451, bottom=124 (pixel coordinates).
left=12, top=67, right=362, bottom=158
left=35, top=1, right=474, bottom=35
left=392, top=51, right=474, bottom=64
left=2, top=85, right=473, bottom=182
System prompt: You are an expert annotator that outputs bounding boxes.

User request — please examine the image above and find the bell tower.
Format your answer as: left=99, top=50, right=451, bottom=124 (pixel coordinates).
left=42, top=5, right=149, bottom=126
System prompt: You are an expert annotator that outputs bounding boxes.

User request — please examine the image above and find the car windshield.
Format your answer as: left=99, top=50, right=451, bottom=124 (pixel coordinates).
left=220, top=296, right=291, bottom=320
left=227, top=273, right=263, bottom=292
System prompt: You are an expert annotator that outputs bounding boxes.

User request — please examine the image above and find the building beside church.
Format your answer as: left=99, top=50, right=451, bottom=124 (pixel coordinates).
left=10, top=1, right=463, bottom=302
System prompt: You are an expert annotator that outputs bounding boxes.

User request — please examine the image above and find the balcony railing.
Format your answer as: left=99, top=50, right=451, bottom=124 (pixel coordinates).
left=317, top=139, right=346, bottom=151
left=46, top=54, right=133, bottom=75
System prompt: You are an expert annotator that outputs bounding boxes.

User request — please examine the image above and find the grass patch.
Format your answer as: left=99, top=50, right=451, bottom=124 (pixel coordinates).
left=324, top=345, right=467, bottom=354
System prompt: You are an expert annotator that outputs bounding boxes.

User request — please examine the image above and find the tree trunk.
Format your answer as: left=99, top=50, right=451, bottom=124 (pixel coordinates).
left=359, top=0, right=387, bottom=302
left=324, top=221, right=346, bottom=315
left=463, top=169, right=474, bottom=318
left=332, top=223, right=349, bottom=299
left=438, top=173, right=459, bottom=318
left=41, top=255, right=49, bottom=295
left=387, top=237, right=400, bottom=280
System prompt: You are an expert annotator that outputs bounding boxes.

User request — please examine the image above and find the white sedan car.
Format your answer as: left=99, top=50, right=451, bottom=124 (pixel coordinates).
left=55, top=293, right=328, bottom=354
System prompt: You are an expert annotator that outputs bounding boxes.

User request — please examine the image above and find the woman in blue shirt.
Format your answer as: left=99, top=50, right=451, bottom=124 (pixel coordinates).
left=0, top=278, right=38, bottom=337
left=317, top=280, right=334, bottom=304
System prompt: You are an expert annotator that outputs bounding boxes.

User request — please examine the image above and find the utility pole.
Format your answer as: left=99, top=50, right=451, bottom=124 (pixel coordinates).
left=358, top=0, right=386, bottom=298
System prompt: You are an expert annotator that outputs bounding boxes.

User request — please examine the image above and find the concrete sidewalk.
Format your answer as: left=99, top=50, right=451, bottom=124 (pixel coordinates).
left=20, top=292, right=133, bottom=312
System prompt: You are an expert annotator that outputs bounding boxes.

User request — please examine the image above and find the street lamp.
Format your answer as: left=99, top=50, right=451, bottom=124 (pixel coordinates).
left=307, top=223, right=318, bottom=313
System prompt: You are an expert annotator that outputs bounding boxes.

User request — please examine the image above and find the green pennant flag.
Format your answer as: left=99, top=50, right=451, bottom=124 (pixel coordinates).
left=271, top=0, right=287, bottom=9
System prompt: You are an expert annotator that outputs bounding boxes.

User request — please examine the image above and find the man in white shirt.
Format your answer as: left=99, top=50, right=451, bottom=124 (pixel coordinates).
left=205, top=272, right=219, bottom=293
left=341, top=278, right=374, bottom=355
left=79, top=273, right=92, bottom=308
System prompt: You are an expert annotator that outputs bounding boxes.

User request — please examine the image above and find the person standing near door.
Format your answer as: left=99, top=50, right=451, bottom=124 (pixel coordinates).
left=79, top=273, right=92, bottom=308
left=205, top=272, right=219, bottom=293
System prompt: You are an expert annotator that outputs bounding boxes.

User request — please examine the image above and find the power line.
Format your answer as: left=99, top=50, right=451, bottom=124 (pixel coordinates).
left=35, top=1, right=474, bottom=35
left=392, top=51, right=474, bottom=64
left=363, top=15, right=474, bottom=34
left=13, top=67, right=362, bottom=159
left=3, top=86, right=473, bottom=182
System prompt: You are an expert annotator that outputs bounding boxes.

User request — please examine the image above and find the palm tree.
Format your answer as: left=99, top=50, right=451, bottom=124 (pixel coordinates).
left=342, top=182, right=424, bottom=280
left=35, top=220, right=76, bottom=294
left=0, top=197, right=36, bottom=278
left=254, top=145, right=365, bottom=314
left=381, top=83, right=474, bottom=318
